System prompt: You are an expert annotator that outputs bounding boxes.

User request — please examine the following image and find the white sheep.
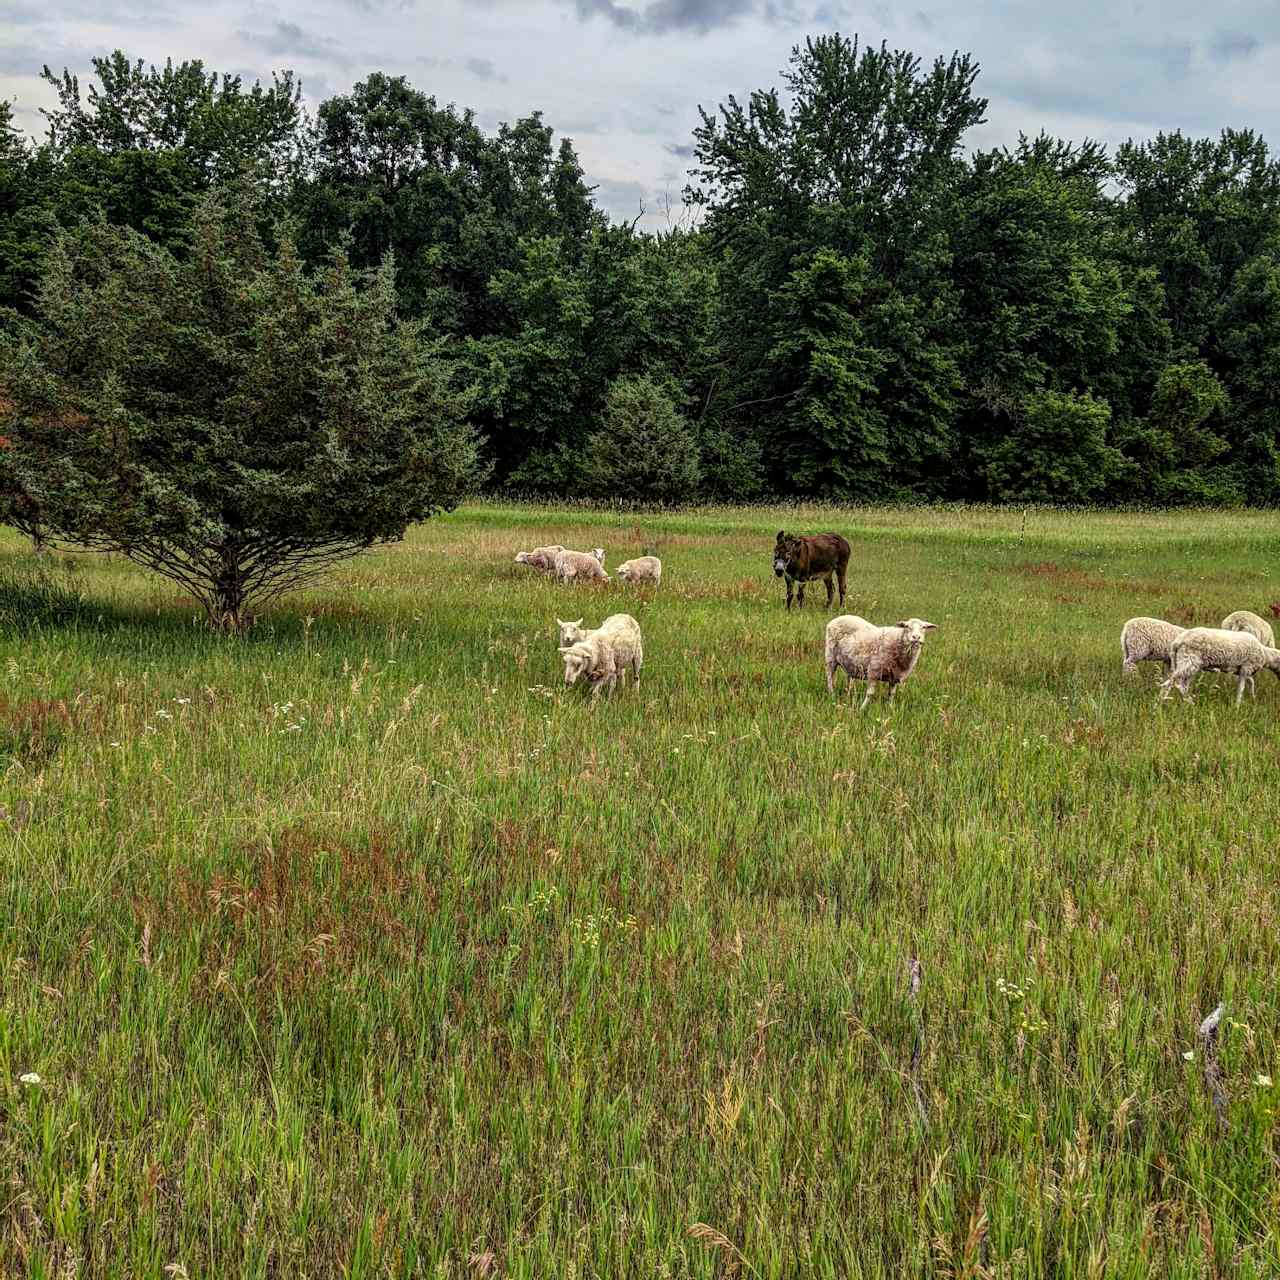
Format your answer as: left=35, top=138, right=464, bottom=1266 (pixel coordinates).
left=553, top=549, right=609, bottom=584
left=1221, top=610, right=1276, bottom=649
left=825, top=615, right=937, bottom=710
left=555, top=612, right=632, bottom=649
left=1120, top=617, right=1186, bottom=676
left=559, top=614, right=643, bottom=697
left=514, top=544, right=565, bottom=573
left=615, top=556, right=662, bottom=586
left=1159, top=627, right=1280, bottom=705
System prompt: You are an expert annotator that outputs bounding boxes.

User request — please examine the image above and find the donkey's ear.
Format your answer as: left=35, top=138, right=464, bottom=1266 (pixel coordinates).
left=776, top=530, right=785, bottom=542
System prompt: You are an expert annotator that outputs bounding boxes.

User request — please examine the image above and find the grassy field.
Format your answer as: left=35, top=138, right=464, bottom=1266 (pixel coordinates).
left=1, top=500, right=1279, bottom=1278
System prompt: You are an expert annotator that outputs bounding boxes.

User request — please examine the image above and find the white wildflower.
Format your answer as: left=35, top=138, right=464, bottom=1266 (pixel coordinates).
left=1182, top=1050, right=1195, bottom=1062
left=18, top=1072, right=41, bottom=1086
left=1257, top=1074, right=1273, bottom=1088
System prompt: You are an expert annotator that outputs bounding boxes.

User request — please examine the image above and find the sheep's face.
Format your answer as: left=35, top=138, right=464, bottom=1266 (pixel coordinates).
left=514, top=552, right=530, bottom=566
left=556, top=618, right=585, bottom=648
left=560, top=644, right=592, bottom=687
left=616, top=564, right=632, bottom=581
left=592, top=548, right=606, bottom=566
left=895, top=618, right=937, bottom=650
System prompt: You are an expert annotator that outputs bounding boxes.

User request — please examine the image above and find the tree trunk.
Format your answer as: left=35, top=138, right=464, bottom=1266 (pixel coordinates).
left=206, top=547, right=251, bottom=633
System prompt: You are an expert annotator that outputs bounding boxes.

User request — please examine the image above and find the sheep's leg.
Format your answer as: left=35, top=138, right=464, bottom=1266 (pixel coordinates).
left=859, top=680, right=876, bottom=711
left=826, top=660, right=836, bottom=694
left=887, top=683, right=898, bottom=703
left=1236, top=674, right=1250, bottom=706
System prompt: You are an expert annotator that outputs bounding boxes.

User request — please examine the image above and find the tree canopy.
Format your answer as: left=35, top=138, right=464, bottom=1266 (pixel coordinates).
left=3, top=36, right=1280, bottom=514
left=0, top=186, right=481, bottom=629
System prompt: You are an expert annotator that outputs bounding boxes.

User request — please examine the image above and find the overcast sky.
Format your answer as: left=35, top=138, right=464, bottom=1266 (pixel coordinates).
left=4, top=0, right=1280, bottom=229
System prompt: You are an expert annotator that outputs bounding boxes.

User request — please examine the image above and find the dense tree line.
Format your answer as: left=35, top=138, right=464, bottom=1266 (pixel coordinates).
left=4, top=38, right=1280, bottom=506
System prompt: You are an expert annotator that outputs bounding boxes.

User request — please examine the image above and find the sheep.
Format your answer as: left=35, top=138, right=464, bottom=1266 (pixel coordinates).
left=555, top=611, right=631, bottom=649
left=825, top=615, right=937, bottom=710
left=1120, top=617, right=1186, bottom=676
left=553, top=549, right=609, bottom=584
left=1159, top=627, right=1280, bottom=705
left=559, top=613, right=643, bottom=697
left=514, top=544, right=564, bottom=574
left=615, top=556, right=662, bottom=586
left=1221, top=610, right=1276, bottom=649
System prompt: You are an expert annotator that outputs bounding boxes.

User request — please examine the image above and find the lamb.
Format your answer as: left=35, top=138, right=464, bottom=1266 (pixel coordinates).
left=514, top=544, right=564, bottom=574
left=1159, top=627, right=1280, bottom=705
left=824, top=615, right=937, bottom=710
left=615, top=555, right=662, bottom=586
left=559, top=613, right=643, bottom=697
left=1221, top=610, right=1276, bottom=649
left=1120, top=617, right=1186, bottom=676
left=553, top=549, right=609, bottom=584
left=555, top=612, right=632, bottom=649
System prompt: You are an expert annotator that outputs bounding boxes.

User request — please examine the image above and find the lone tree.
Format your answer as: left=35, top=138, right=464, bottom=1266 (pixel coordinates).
left=0, top=187, right=482, bottom=629
left=579, top=374, right=702, bottom=504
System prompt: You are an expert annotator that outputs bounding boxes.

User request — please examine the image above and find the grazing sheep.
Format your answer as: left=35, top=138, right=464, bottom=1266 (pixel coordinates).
left=825, top=615, right=937, bottom=710
left=514, top=544, right=565, bottom=574
left=1159, top=627, right=1280, bottom=705
left=556, top=612, right=635, bottom=651
left=1120, top=617, right=1186, bottom=676
left=1221, top=610, right=1276, bottom=649
left=616, top=556, right=662, bottom=586
left=553, top=549, right=609, bottom=584
left=559, top=613, right=643, bottom=697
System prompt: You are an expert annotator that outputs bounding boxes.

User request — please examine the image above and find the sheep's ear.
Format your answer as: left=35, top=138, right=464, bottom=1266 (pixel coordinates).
left=556, top=618, right=566, bottom=627
left=895, top=620, right=910, bottom=628
left=921, top=621, right=938, bottom=631
left=573, top=618, right=583, bottom=627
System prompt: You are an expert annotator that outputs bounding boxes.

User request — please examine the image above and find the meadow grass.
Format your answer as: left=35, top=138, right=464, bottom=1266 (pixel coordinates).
left=1, top=500, right=1279, bottom=1278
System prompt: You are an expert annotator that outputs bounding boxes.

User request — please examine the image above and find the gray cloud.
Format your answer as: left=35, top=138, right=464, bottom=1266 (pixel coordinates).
left=465, top=56, right=507, bottom=82
left=665, top=141, right=696, bottom=157
left=569, top=0, right=755, bottom=36
left=236, top=20, right=350, bottom=64
left=591, top=175, right=650, bottom=220
left=0, top=44, right=46, bottom=77
left=1209, top=29, right=1260, bottom=61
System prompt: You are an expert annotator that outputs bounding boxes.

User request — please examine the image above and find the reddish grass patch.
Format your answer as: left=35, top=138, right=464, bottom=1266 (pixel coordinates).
left=0, top=697, right=76, bottom=765
left=143, top=825, right=431, bottom=1010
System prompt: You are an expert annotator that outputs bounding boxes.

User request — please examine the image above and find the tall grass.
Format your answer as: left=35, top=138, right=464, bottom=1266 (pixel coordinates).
left=0, top=504, right=1278, bottom=1277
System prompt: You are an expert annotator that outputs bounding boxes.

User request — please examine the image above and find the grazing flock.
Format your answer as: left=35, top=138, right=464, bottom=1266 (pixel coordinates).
left=515, top=530, right=1277, bottom=708
left=1122, top=610, right=1280, bottom=705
